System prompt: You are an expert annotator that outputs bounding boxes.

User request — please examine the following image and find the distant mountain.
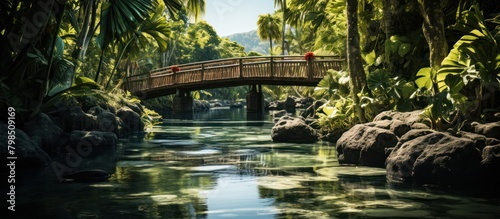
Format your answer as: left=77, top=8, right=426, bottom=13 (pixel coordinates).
left=225, top=30, right=269, bottom=54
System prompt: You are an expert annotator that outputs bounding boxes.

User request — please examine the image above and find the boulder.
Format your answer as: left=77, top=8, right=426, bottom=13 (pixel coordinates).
left=336, top=124, right=399, bottom=167
left=285, top=97, right=296, bottom=112
left=69, top=131, right=118, bottom=149
left=386, top=131, right=482, bottom=185
left=97, top=112, right=120, bottom=135
left=365, top=120, right=412, bottom=137
left=117, top=106, right=145, bottom=135
left=484, top=109, right=500, bottom=122
left=63, top=106, right=98, bottom=132
left=481, top=144, right=500, bottom=184
left=273, top=110, right=287, bottom=119
left=271, top=116, right=318, bottom=143
left=87, top=106, right=107, bottom=116
left=470, top=122, right=500, bottom=140
left=373, top=110, right=424, bottom=126
left=23, top=113, right=64, bottom=154
left=86, top=106, right=120, bottom=135
left=295, top=97, right=315, bottom=109
left=300, top=99, right=327, bottom=119
left=125, top=102, right=144, bottom=115
left=268, top=100, right=285, bottom=111
left=455, top=131, right=487, bottom=151
left=0, top=122, right=51, bottom=168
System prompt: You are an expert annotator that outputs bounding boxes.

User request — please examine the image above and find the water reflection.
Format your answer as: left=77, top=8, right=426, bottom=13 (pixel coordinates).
left=15, top=108, right=500, bottom=219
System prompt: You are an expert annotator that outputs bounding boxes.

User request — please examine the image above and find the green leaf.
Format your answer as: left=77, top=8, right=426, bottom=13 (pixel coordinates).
left=398, top=43, right=412, bottom=57
left=55, top=36, right=65, bottom=57
left=74, top=76, right=99, bottom=87
left=367, top=70, right=390, bottom=91
left=415, top=67, right=433, bottom=90
left=364, top=50, right=376, bottom=65
left=444, top=74, right=464, bottom=94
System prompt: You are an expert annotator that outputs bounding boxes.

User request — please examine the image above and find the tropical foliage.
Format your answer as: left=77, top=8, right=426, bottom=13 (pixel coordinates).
left=0, top=0, right=205, bottom=123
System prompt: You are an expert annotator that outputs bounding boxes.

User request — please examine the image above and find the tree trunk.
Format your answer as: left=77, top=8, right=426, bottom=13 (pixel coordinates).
left=421, top=0, right=447, bottom=71
left=281, top=0, right=286, bottom=55
left=95, top=49, right=105, bottom=83
left=72, top=0, right=94, bottom=60
left=269, top=37, right=273, bottom=55
left=346, top=0, right=368, bottom=123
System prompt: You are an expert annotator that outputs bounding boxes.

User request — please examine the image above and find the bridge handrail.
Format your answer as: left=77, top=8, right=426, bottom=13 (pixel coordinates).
left=129, top=55, right=343, bottom=79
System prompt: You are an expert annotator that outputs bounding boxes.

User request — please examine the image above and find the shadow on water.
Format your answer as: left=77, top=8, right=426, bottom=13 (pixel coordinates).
left=13, top=107, right=500, bottom=219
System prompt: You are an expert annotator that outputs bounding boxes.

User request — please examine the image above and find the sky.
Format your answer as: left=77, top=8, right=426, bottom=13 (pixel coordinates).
left=201, top=0, right=276, bottom=37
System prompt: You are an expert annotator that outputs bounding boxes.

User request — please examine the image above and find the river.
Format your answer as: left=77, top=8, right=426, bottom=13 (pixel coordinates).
left=15, top=107, right=500, bottom=218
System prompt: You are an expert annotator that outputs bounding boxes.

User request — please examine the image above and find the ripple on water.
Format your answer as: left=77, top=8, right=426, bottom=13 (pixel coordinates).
left=315, top=166, right=387, bottom=177
left=160, top=140, right=204, bottom=147
left=116, top=161, right=155, bottom=168
left=175, top=149, right=221, bottom=156
left=169, top=165, right=235, bottom=172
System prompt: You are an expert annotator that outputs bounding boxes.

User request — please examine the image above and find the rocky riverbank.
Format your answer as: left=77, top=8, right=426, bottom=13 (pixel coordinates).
left=0, top=96, right=155, bottom=170
left=271, top=102, right=500, bottom=187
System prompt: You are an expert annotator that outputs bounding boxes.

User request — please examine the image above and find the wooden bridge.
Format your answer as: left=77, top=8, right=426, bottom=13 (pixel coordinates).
left=125, top=55, right=345, bottom=99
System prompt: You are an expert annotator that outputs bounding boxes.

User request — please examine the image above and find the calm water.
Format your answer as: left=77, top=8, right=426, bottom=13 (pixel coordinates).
left=14, top=107, right=500, bottom=218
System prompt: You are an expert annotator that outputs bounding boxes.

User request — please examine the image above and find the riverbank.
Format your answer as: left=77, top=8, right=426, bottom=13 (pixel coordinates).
left=0, top=94, right=160, bottom=175
left=270, top=103, right=500, bottom=188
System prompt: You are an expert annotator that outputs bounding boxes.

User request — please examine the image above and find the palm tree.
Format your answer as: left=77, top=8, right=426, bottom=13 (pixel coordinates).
left=274, top=0, right=287, bottom=55
left=105, top=2, right=172, bottom=89
left=257, top=13, right=282, bottom=55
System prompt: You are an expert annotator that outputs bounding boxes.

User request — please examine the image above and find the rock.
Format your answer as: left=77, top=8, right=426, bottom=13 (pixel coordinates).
left=63, top=106, right=98, bottom=132
left=305, top=118, right=320, bottom=130
left=481, top=144, right=500, bottom=184
left=285, top=97, right=296, bottom=112
left=0, top=122, right=51, bottom=168
left=87, top=106, right=107, bottom=116
left=268, top=101, right=285, bottom=111
left=23, top=113, right=64, bottom=154
left=484, top=109, right=500, bottom=122
left=411, top=123, right=430, bottom=129
left=125, top=102, right=144, bottom=115
left=296, top=97, right=314, bottom=109
left=486, top=138, right=500, bottom=146
left=320, top=132, right=342, bottom=143
left=86, top=106, right=119, bottom=135
left=365, top=120, right=392, bottom=129
left=69, top=131, right=118, bottom=148
left=97, top=112, right=120, bottom=135
left=271, top=116, right=318, bottom=143
left=336, top=124, right=399, bottom=167
left=373, top=110, right=424, bottom=126
left=455, top=131, right=487, bottom=151
left=273, top=110, right=287, bottom=118
left=117, top=106, right=145, bottom=135
left=396, top=129, right=435, bottom=148
left=364, top=118, right=412, bottom=138
left=390, top=120, right=412, bottom=137
left=386, top=132, right=482, bottom=185
left=194, top=100, right=210, bottom=111
left=301, top=99, right=327, bottom=118
left=470, top=122, right=500, bottom=140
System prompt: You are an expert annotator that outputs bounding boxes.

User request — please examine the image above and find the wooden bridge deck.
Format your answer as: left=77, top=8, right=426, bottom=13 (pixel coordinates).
left=125, top=55, right=345, bottom=99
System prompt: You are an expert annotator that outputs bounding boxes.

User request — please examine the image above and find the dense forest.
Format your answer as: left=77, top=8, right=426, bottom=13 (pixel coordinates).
left=226, top=30, right=269, bottom=54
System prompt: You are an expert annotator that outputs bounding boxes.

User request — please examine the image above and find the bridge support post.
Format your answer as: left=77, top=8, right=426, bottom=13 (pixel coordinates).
left=173, top=89, right=193, bottom=119
left=246, top=84, right=264, bottom=114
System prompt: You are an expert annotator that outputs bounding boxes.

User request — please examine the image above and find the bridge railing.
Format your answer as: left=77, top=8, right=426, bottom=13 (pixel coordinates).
left=126, top=55, right=345, bottom=94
